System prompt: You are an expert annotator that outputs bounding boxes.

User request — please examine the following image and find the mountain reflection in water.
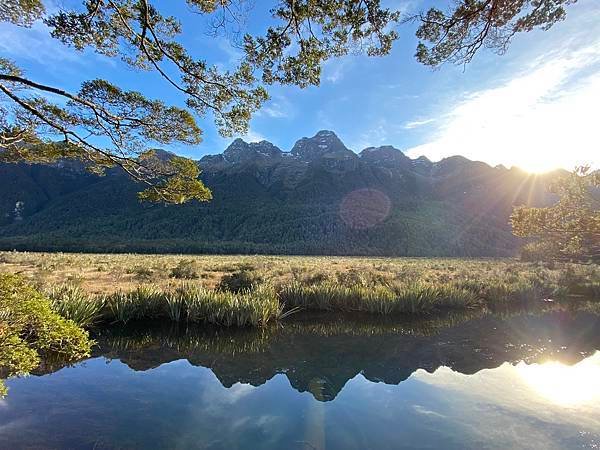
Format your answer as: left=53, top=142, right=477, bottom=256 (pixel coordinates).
left=1, top=310, right=600, bottom=449
left=90, top=310, right=600, bottom=402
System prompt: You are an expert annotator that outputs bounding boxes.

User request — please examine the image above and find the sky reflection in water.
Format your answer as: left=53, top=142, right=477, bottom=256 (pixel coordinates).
left=1, top=311, right=600, bottom=450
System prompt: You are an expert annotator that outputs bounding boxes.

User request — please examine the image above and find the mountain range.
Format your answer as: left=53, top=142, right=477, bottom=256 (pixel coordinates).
left=0, top=130, right=560, bottom=256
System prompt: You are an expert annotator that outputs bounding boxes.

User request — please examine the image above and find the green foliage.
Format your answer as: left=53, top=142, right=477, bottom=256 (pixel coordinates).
left=455, top=279, right=543, bottom=307
left=414, top=0, right=575, bottom=66
left=180, top=284, right=280, bottom=327
left=137, top=156, right=212, bottom=204
left=128, top=265, right=155, bottom=281
left=511, top=167, right=600, bottom=261
left=0, top=274, right=92, bottom=396
left=105, top=286, right=164, bottom=323
left=0, top=179, right=524, bottom=256
left=520, top=241, right=560, bottom=262
left=244, top=1, right=400, bottom=87
left=0, top=0, right=45, bottom=26
left=218, top=270, right=263, bottom=293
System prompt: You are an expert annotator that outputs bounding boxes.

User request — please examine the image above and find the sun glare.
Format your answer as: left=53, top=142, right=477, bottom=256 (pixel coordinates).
left=517, top=353, right=600, bottom=406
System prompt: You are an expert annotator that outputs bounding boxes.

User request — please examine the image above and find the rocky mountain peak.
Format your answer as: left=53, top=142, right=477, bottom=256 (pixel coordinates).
left=291, top=130, right=355, bottom=161
left=360, top=146, right=411, bottom=167
left=223, top=138, right=283, bottom=163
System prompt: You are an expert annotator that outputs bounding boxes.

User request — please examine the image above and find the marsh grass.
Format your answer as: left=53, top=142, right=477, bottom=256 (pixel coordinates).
left=52, top=283, right=282, bottom=327
left=47, top=285, right=104, bottom=327
left=183, top=284, right=280, bottom=326
left=4, top=252, right=598, bottom=327
left=279, top=282, right=478, bottom=315
left=40, top=265, right=600, bottom=327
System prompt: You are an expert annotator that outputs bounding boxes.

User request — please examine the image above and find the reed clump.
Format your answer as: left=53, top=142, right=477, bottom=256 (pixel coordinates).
left=50, top=283, right=282, bottom=327
left=181, top=284, right=280, bottom=326
left=104, top=286, right=164, bottom=323
left=279, top=282, right=478, bottom=315
left=47, top=284, right=105, bottom=327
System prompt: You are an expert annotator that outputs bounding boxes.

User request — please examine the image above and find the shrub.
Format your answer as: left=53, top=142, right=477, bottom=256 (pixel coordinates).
left=455, top=279, right=542, bottom=305
left=169, top=260, right=199, bottom=279
left=218, top=270, right=262, bottom=293
left=0, top=253, right=12, bottom=264
left=131, top=266, right=154, bottom=281
left=335, top=269, right=367, bottom=287
left=520, top=241, right=560, bottom=262
left=302, top=271, right=331, bottom=285
left=0, top=275, right=92, bottom=396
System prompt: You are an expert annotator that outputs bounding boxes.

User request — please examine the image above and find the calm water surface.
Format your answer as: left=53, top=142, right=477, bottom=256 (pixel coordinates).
left=2, top=310, right=600, bottom=449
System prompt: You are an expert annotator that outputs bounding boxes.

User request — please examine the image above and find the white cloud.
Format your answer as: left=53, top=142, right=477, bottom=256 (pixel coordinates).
left=215, top=37, right=244, bottom=68
left=405, top=42, right=600, bottom=172
left=243, top=129, right=267, bottom=142
left=412, top=404, right=446, bottom=418
left=353, top=119, right=391, bottom=151
left=222, top=382, right=256, bottom=403
left=0, top=21, right=82, bottom=66
left=403, top=118, right=435, bottom=129
left=254, top=94, right=294, bottom=119
left=323, top=57, right=352, bottom=84
left=390, top=0, right=423, bottom=17
left=257, top=104, right=287, bottom=119
left=0, top=14, right=117, bottom=72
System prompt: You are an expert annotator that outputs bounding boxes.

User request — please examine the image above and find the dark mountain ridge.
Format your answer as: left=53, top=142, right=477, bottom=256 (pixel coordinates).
left=0, top=130, right=561, bottom=256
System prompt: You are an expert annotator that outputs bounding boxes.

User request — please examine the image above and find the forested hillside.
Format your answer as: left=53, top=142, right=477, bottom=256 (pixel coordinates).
left=0, top=131, right=559, bottom=256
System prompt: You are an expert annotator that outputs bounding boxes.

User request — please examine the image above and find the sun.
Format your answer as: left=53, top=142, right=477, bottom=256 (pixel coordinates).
left=508, top=151, right=574, bottom=174
left=516, top=353, right=600, bottom=406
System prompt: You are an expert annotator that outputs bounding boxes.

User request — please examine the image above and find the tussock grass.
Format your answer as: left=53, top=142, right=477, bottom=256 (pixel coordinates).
left=47, top=285, right=105, bottom=327
left=104, top=286, right=164, bottom=323
left=280, top=282, right=478, bottom=315
left=3, top=252, right=598, bottom=327
left=51, top=283, right=282, bottom=327
left=183, top=284, right=280, bottom=326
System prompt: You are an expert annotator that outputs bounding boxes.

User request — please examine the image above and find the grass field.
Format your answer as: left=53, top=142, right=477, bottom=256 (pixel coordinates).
left=1, top=251, right=599, bottom=326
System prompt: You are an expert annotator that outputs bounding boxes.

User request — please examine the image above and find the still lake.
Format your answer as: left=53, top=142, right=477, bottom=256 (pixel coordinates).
left=2, top=310, right=600, bottom=449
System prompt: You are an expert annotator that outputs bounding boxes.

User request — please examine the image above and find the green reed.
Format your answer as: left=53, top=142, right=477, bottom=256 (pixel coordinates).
left=47, top=284, right=104, bottom=327
left=279, top=281, right=478, bottom=315
left=67, top=283, right=283, bottom=327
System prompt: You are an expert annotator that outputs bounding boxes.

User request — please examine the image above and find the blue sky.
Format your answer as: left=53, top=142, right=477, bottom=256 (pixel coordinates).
left=1, top=0, right=599, bottom=172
